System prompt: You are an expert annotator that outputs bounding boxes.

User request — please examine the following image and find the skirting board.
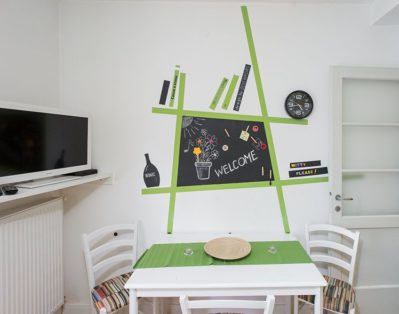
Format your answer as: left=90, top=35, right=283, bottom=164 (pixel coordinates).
left=355, top=285, right=399, bottom=314
left=63, top=298, right=152, bottom=314
left=62, top=304, right=91, bottom=314
left=63, top=304, right=132, bottom=314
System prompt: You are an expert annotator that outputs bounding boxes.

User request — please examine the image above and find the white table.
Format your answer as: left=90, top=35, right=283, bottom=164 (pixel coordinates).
left=125, top=232, right=326, bottom=314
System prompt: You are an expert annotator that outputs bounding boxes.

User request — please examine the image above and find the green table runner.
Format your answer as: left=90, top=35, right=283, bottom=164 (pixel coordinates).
left=134, top=241, right=312, bottom=269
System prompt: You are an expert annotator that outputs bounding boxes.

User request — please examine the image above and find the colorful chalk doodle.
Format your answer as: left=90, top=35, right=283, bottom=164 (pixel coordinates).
left=177, top=117, right=273, bottom=186
left=192, top=129, right=219, bottom=180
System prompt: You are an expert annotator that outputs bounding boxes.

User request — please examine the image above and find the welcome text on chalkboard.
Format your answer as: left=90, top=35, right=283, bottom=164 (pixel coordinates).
left=177, top=116, right=273, bottom=186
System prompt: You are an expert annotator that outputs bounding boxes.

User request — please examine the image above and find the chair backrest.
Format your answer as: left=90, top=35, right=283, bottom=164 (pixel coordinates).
left=179, top=295, right=275, bottom=314
left=82, top=223, right=138, bottom=290
left=305, top=224, right=360, bottom=285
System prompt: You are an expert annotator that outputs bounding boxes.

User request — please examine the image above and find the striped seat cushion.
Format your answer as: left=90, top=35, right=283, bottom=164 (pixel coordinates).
left=299, top=275, right=355, bottom=313
left=91, top=272, right=132, bottom=313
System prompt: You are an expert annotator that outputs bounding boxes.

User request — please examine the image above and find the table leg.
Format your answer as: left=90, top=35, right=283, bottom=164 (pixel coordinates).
left=129, top=289, right=138, bottom=314
left=314, top=287, right=323, bottom=314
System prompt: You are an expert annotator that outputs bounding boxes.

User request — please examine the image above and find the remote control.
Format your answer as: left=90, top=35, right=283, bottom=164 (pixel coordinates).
left=2, top=185, right=18, bottom=195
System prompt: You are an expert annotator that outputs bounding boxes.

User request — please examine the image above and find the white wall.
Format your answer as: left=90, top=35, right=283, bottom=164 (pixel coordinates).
left=371, top=0, right=399, bottom=24
left=59, top=1, right=399, bottom=313
left=0, top=0, right=59, bottom=107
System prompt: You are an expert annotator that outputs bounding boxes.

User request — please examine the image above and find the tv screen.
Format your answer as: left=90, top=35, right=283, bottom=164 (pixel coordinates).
left=0, top=106, right=91, bottom=184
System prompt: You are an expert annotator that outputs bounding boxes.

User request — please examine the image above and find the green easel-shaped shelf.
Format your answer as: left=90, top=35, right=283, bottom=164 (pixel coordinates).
left=142, top=7, right=328, bottom=234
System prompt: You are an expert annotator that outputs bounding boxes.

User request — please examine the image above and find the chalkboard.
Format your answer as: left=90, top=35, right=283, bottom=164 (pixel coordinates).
left=177, top=116, right=274, bottom=186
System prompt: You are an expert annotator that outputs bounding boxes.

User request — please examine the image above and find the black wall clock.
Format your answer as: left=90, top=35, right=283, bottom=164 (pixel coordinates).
left=285, top=90, right=313, bottom=119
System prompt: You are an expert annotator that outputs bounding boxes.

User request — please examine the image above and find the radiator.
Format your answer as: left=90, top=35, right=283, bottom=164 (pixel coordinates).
left=0, top=198, right=64, bottom=314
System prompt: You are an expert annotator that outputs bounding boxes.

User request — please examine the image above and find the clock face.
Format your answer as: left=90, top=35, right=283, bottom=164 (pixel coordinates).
left=285, top=90, right=313, bottom=119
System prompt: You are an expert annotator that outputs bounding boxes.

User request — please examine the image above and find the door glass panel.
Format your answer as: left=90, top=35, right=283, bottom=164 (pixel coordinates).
left=342, top=126, right=399, bottom=169
left=334, top=67, right=399, bottom=225
left=342, top=79, right=399, bottom=123
left=342, top=173, right=399, bottom=216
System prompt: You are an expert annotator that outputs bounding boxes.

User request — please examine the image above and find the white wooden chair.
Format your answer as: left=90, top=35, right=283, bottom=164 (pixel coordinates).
left=179, top=295, right=275, bottom=314
left=82, top=223, right=141, bottom=314
left=294, top=224, right=360, bottom=314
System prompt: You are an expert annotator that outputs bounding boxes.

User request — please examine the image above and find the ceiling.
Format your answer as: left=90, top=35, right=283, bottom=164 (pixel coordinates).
left=143, top=0, right=374, bottom=2
left=65, top=0, right=399, bottom=24
left=87, top=0, right=374, bottom=2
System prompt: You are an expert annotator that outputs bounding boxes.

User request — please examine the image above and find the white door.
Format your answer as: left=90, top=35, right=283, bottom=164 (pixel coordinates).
left=330, top=66, right=399, bottom=314
left=331, top=66, right=399, bottom=228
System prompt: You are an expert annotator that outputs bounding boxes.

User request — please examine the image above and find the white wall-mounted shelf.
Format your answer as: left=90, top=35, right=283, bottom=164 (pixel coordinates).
left=0, top=173, right=112, bottom=204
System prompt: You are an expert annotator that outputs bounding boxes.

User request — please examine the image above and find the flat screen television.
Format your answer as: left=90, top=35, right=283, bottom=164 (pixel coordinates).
left=0, top=102, right=91, bottom=185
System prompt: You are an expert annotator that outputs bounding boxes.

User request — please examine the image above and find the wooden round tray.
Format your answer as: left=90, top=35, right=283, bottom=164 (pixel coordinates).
left=204, top=237, right=251, bottom=260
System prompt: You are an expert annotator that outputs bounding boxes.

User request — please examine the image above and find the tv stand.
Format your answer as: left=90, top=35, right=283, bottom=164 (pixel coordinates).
left=16, top=175, right=80, bottom=189
left=0, top=173, right=112, bottom=204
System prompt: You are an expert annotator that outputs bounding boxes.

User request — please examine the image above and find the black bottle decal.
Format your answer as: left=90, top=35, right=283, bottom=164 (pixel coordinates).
left=143, top=153, right=160, bottom=187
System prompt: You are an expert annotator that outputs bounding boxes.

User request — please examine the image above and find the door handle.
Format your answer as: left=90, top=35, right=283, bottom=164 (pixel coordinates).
left=335, top=194, right=353, bottom=201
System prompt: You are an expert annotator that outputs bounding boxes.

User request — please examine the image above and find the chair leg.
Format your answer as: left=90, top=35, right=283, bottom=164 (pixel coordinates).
left=293, top=295, right=299, bottom=314
left=152, top=297, right=163, bottom=314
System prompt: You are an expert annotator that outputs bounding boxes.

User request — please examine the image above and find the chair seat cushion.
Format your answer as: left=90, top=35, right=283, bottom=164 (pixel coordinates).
left=299, top=275, right=355, bottom=314
left=91, top=272, right=132, bottom=313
